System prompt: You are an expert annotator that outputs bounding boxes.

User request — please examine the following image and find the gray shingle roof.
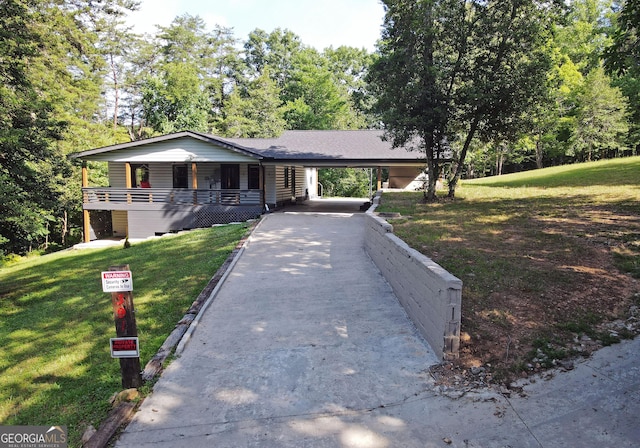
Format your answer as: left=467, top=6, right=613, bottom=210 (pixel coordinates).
left=220, top=130, right=423, bottom=163
left=70, top=130, right=427, bottom=166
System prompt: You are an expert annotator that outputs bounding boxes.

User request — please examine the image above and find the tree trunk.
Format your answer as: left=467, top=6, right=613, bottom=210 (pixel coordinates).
left=61, top=210, right=68, bottom=245
left=423, top=132, right=438, bottom=201
left=448, top=118, right=479, bottom=198
left=496, top=144, right=505, bottom=176
left=535, top=139, right=544, bottom=169
left=110, top=54, right=119, bottom=130
left=426, top=162, right=437, bottom=201
left=449, top=2, right=522, bottom=197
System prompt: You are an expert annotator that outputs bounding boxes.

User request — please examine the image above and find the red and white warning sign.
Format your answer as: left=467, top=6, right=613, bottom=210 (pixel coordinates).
left=110, top=337, right=140, bottom=358
left=101, top=271, right=133, bottom=292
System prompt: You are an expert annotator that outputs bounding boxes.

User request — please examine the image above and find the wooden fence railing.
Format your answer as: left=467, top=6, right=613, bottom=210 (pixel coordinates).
left=82, top=188, right=262, bottom=206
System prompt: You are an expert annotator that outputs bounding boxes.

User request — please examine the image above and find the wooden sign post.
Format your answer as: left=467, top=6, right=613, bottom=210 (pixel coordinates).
left=104, top=265, right=142, bottom=389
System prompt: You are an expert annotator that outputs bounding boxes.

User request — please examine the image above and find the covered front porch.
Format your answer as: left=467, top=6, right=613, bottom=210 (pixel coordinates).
left=80, top=159, right=267, bottom=239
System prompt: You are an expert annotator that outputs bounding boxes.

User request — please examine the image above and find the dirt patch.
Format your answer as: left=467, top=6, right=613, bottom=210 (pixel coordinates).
left=389, top=198, right=640, bottom=389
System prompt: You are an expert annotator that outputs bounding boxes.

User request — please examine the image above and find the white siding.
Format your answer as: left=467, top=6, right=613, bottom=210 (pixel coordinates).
left=111, top=210, right=128, bottom=236
left=108, top=162, right=126, bottom=187
left=108, top=162, right=255, bottom=189
left=90, top=137, right=258, bottom=163
left=295, top=166, right=306, bottom=198
left=272, top=165, right=306, bottom=204
left=264, top=165, right=277, bottom=205
left=275, top=166, right=288, bottom=204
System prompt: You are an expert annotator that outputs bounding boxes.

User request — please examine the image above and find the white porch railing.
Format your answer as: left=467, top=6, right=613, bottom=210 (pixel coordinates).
left=82, top=188, right=262, bottom=206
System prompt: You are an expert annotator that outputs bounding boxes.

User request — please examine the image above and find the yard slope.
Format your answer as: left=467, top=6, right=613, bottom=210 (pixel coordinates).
left=0, top=224, right=248, bottom=447
left=378, top=156, right=640, bottom=385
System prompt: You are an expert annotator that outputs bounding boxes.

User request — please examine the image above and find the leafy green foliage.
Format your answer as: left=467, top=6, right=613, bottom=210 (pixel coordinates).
left=283, top=49, right=365, bottom=130
left=604, top=0, right=640, bottom=76
left=244, top=28, right=303, bottom=89
left=319, top=168, right=372, bottom=197
left=571, top=64, right=629, bottom=160
left=369, top=0, right=558, bottom=199
left=219, top=68, right=286, bottom=138
left=142, top=62, right=210, bottom=133
left=0, top=0, right=66, bottom=255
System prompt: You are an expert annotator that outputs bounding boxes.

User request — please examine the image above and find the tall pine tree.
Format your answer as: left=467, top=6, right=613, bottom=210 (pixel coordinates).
left=0, top=0, right=65, bottom=255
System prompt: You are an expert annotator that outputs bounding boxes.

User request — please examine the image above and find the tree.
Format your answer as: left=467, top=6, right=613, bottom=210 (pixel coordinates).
left=319, top=168, right=372, bottom=197
left=220, top=68, right=286, bottom=138
left=121, top=34, right=160, bottom=140
left=368, top=0, right=446, bottom=200
left=243, top=28, right=304, bottom=89
left=557, top=0, right=614, bottom=74
left=604, top=0, right=640, bottom=153
left=283, top=48, right=365, bottom=130
left=0, top=0, right=65, bottom=255
left=157, top=13, right=210, bottom=64
left=527, top=49, right=585, bottom=168
left=571, top=64, right=629, bottom=160
left=205, top=25, right=242, bottom=129
left=241, top=29, right=367, bottom=131
left=604, top=0, right=640, bottom=76
left=140, top=15, right=207, bottom=134
left=142, top=62, right=210, bottom=133
left=92, top=0, right=140, bottom=130
left=369, top=0, right=557, bottom=199
left=24, top=1, right=140, bottom=248
left=324, top=46, right=377, bottom=127
left=138, top=14, right=243, bottom=135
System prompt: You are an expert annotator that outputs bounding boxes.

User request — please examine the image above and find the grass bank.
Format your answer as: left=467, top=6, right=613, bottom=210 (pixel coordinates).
left=0, top=224, right=249, bottom=446
left=377, top=157, right=640, bottom=383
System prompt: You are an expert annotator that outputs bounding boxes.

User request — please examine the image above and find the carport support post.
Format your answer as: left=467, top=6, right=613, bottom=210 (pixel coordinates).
left=109, top=264, right=142, bottom=389
left=377, top=166, right=382, bottom=191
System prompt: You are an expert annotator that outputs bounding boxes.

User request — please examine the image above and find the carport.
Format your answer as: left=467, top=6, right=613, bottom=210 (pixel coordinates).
left=224, top=129, right=428, bottom=198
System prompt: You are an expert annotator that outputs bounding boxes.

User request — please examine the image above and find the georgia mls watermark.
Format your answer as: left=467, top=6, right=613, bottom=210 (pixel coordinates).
left=0, top=426, right=67, bottom=448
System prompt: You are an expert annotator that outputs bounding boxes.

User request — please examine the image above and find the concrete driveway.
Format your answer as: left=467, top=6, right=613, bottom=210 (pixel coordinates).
left=116, top=210, right=640, bottom=448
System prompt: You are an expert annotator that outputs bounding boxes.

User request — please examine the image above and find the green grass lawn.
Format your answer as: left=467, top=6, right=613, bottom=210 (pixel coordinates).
left=377, top=156, right=640, bottom=380
left=0, top=224, right=249, bottom=447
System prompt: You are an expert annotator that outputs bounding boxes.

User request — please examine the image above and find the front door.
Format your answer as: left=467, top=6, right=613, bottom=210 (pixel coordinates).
left=221, top=164, right=240, bottom=189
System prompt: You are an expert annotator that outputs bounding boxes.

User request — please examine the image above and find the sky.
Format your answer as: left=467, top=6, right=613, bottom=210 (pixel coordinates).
left=126, top=0, right=386, bottom=52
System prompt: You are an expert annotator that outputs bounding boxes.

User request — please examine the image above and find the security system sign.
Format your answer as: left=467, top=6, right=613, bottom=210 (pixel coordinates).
left=102, top=270, right=133, bottom=292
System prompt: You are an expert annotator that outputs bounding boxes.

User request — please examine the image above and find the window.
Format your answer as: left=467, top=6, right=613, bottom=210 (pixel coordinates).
left=131, top=164, right=150, bottom=188
left=173, top=165, right=188, bottom=188
left=221, top=164, right=240, bottom=189
left=248, top=165, right=260, bottom=190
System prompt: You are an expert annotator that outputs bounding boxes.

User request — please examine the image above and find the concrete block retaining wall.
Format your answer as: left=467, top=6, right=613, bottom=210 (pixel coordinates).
left=364, top=196, right=462, bottom=360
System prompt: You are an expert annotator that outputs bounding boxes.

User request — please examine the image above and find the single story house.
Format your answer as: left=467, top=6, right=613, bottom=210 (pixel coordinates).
left=70, top=130, right=428, bottom=242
